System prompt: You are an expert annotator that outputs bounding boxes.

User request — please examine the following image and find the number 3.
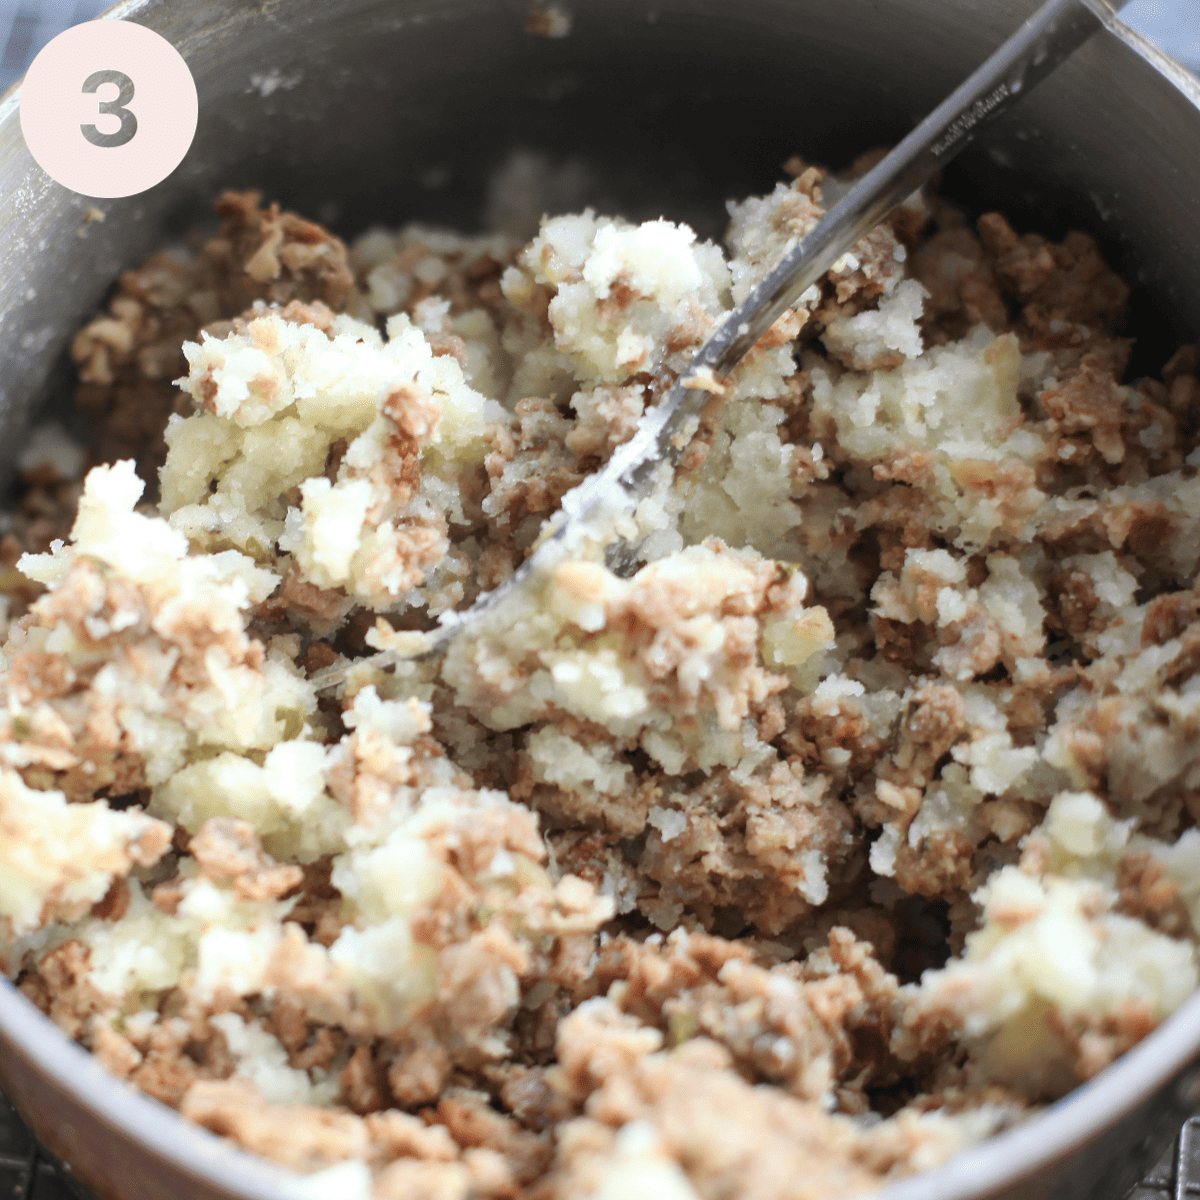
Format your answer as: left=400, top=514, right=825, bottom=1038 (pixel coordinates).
left=80, top=69, right=137, bottom=148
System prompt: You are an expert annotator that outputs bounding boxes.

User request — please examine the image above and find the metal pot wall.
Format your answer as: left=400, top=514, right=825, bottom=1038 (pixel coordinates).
left=1, top=2, right=1199, bottom=1198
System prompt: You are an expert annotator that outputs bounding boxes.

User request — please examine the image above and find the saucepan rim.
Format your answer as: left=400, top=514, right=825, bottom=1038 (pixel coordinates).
left=0, top=3, right=1199, bottom=1199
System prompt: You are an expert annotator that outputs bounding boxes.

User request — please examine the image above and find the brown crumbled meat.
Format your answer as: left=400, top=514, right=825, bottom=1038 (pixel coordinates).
left=0, top=555, right=271, bottom=803
left=563, top=384, right=644, bottom=460
left=128, top=1011, right=239, bottom=1109
left=205, top=190, right=356, bottom=313
left=188, top=817, right=303, bottom=902
left=274, top=566, right=355, bottom=634
left=945, top=459, right=1044, bottom=537
left=18, top=941, right=113, bottom=1040
left=89, top=876, right=131, bottom=922
left=821, top=222, right=908, bottom=315
left=434, top=1089, right=553, bottom=1185
left=182, top=1079, right=372, bottom=1172
left=1115, top=851, right=1194, bottom=938
left=284, top=858, right=346, bottom=946
left=90, top=1022, right=143, bottom=1077
left=388, top=1043, right=451, bottom=1109
left=340, top=1042, right=391, bottom=1115
left=908, top=227, right=1008, bottom=344
left=1040, top=354, right=1141, bottom=468
left=1143, top=585, right=1200, bottom=648
left=545, top=1006, right=891, bottom=1200
left=883, top=683, right=967, bottom=792
left=978, top=212, right=1130, bottom=341
left=483, top=399, right=586, bottom=533
left=592, top=926, right=905, bottom=1105
left=855, top=484, right=938, bottom=574
left=634, top=759, right=860, bottom=936
left=69, top=191, right=357, bottom=488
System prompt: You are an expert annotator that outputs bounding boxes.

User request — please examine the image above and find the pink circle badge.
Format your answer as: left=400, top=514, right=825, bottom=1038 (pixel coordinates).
left=19, top=20, right=198, bottom=199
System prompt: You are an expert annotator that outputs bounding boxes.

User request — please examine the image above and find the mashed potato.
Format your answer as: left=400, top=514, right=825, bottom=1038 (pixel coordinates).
left=2, top=163, right=1199, bottom=1200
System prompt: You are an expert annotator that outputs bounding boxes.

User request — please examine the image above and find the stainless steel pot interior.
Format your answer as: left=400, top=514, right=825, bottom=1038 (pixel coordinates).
left=1, top=2, right=1200, bottom=1199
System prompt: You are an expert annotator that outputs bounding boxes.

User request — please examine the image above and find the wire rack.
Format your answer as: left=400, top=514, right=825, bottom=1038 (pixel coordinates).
left=1119, top=1120, right=1200, bottom=1200
left=0, top=1081, right=1195, bottom=1200
left=0, top=1091, right=88, bottom=1200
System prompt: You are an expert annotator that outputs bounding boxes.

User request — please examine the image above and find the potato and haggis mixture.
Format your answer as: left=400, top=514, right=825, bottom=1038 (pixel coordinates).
left=3, top=164, right=1200, bottom=1200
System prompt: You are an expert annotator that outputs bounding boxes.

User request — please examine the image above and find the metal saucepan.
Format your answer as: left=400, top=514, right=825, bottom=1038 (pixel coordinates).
left=1, top=1, right=1199, bottom=1198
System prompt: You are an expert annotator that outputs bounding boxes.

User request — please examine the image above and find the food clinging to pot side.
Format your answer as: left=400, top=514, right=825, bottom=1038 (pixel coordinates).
left=2, top=158, right=1200, bottom=1199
